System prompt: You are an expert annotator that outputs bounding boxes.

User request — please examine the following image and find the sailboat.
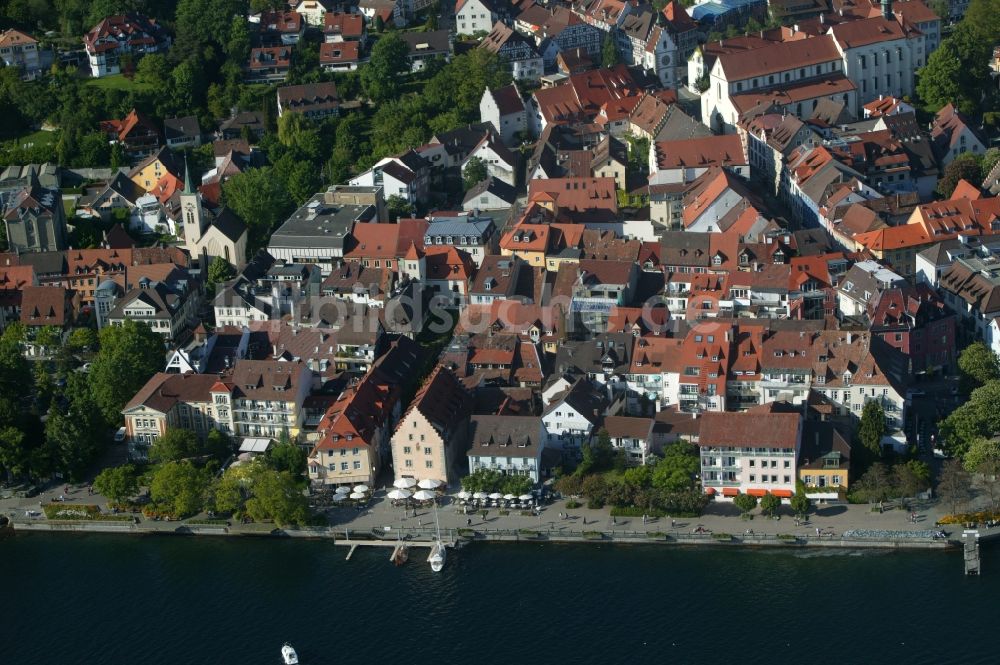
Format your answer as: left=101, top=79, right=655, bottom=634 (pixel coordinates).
left=427, top=503, right=446, bottom=572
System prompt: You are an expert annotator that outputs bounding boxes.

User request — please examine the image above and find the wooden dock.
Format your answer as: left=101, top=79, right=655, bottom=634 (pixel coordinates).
left=963, top=530, right=980, bottom=576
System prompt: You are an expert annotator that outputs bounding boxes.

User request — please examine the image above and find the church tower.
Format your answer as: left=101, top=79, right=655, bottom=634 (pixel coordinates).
left=180, top=157, right=205, bottom=255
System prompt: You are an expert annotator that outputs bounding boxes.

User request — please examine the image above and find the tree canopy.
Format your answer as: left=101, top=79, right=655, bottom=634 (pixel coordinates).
left=957, top=341, right=1000, bottom=391
left=93, top=464, right=139, bottom=505
left=149, top=428, right=201, bottom=462
left=90, top=320, right=165, bottom=425
left=150, top=460, right=212, bottom=518
left=858, top=401, right=886, bottom=457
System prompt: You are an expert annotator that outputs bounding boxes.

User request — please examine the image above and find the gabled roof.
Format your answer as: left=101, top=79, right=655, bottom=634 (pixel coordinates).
left=717, top=35, right=840, bottom=81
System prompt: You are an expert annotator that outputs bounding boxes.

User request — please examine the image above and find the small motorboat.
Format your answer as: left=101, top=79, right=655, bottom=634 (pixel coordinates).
left=281, top=643, right=299, bottom=664
left=391, top=544, right=409, bottom=566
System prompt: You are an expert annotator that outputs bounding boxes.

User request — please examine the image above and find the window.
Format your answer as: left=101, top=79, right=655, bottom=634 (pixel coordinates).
left=403, top=446, right=412, bottom=454
left=425, top=460, right=433, bottom=468
left=353, top=461, right=361, bottom=470
left=805, top=475, right=814, bottom=485
left=749, top=460, right=755, bottom=467
left=340, top=462, right=348, bottom=471
left=783, top=475, right=790, bottom=483
left=424, top=447, right=432, bottom=455
left=771, top=475, right=778, bottom=483
left=770, top=460, right=777, bottom=468
left=749, top=474, right=756, bottom=482
left=832, top=475, right=842, bottom=485
left=405, top=460, right=413, bottom=468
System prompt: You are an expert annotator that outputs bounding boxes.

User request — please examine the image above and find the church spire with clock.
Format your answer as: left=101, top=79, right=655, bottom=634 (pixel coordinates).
left=180, top=156, right=205, bottom=253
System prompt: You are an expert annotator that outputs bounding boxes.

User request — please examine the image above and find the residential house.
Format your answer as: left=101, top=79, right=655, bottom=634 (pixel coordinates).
left=931, top=103, right=987, bottom=166
left=541, top=377, right=607, bottom=457
left=218, top=112, right=267, bottom=141
left=277, top=82, right=340, bottom=119
left=107, top=277, right=199, bottom=342
left=257, top=11, right=306, bottom=46
left=697, top=409, right=802, bottom=501
left=866, top=284, right=956, bottom=373
left=528, top=176, right=618, bottom=224
left=400, top=30, right=452, bottom=72
left=320, top=41, right=362, bottom=72
left=798, top=420, right=851, bottom=497
left=100, top=108, right=161, bottom=160
left=246, top=46, right=292, bottom=83
left=163, top=116, right=201, bottom=149
left=0, top=29, right=42, bottom=79
left=84, top=13, right=170, bottom=77
left=480, top=84, right=529, bottom=145
left=461, top=129, right=519, bottom=187
left=3, top=177, right=69, bottom=253
left=467, top=415, right=549, bottom=483
left=123, top=360, right=312, bottom=458
left=603, top=415, right=654, bottom=465
left=462, top=176, right=517, bottom=212
left=293, top=0, right=338, bottom=26
left=424, top=213, right=497, bottom=267
left=457, top=0, right=499, bottom=34
left=349, top=150, right=430, bottom=206
left=390, top=365, right=472, bottom=485
left=480, top=22, right=544, bottom=83
left=323, top=12, right=367, bottom=44
left=837, top=259, right=906, bottom=318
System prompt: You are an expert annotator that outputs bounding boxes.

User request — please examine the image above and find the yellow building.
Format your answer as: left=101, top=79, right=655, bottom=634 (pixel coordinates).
left=798, top=422, right=851, bottom=493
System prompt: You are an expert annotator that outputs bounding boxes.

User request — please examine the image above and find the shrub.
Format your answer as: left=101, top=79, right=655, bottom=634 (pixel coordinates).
left=586, top=498, right=605, bottom=509
left=777, top=533, right=798, bottom=541
left=712, top=532, right=733, bottom=541
left=43, top=504, right=100, bottom=520
left=646, top=531, right=666, bottom=539
left=518, top=529, right=538, bottom=537
left=457, top=528, right=476, bottom=537
left=583, top=531, right=604, bottom=540
left=565, top=500, right=581, bottom=509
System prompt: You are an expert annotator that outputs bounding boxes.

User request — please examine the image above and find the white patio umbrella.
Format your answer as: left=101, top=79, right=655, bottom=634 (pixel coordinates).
left=353, top=484, right=370, bottom=493
left=412, top=489, right=436, bottom=501
left=330, top=493, right=347, bottom=502
left=457, top=490, right=471, bottom=500
left=473, top=492, right=489, bottom=500
left=488, top=492, right=504, bottom=500
left=335, top=486, right=351, bottom=494
left=387, top=488, right=413, bottom=500
left=393, top=477, right=418, bottom=489
left=518, top=494, right=534, bottom=502
left=417, top=478, right=442, bottom=490
left=503, top=494, right=516, bottom=500
left=349, top=491, right=366, bottom=500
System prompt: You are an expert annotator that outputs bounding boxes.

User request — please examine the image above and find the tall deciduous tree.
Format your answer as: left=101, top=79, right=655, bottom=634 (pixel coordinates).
left=957, top=341, right=1000, bottom=390
left=937, top=458, right=972, bottom=515
left=937, top=153, right=983, bottom=198
left=90, top=320, right=165, bottom=425
left=149, top=428, right=201, bottom=463
left=733, top=492, right=757, bottom=515
left=361, top=33, right=409, bottom=102
left=222, top=167, right=294, bottom=253
left=601, top=33, right=619, bottom=68
left=940, top=381, right=1000, bottom=458
left=150, top=460, right=212, bottom=518
left=462, top=156, right=488, bottom=190
left=759, top=492, right=781, bottom=516
left=93, top=464, right=139, bottom=505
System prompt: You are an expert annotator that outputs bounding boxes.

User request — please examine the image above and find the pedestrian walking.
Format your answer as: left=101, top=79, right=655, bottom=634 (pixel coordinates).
left=816, top=527, right=820, bottom=536
left=418, top=519, right=422, bottom=527
left=467, top=518, right=472, bottom=527
left=670, top=518, right=675, bottom=528
left=642, top=514, right=646, bottom=525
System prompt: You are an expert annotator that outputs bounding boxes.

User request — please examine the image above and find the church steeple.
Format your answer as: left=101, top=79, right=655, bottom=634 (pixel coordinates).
left=183, top=155, right=196, bottom=194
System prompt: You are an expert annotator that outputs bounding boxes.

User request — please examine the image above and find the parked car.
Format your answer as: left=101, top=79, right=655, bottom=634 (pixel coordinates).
left=114, top=427, right=127, bottom=443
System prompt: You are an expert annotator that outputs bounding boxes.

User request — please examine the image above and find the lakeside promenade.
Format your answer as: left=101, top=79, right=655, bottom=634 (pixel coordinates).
left=1, top=481, right=976, bottom=551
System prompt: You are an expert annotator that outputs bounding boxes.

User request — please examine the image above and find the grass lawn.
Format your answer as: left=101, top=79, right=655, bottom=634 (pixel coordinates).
left=85, top=74, right=153, bottom=93
left=5, top=129, right=58, bottom=151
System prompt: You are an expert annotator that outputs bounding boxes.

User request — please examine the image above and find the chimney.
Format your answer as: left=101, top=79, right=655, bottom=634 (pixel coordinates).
left=881, top=0, right=892, bottom=20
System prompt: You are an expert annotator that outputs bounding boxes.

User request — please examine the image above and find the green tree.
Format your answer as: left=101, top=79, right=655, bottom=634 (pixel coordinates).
left=222, top=167, right=295, bottom=253
left=265, top=438, right=306, bottom=476
left=361, top=33, right=409, bottom=102
left=651, top=442, right=699, bottom=492
left=759, top=492, right=781, bottom=517
left=0, top=425, right=28, bottom=482
left=385, top=194, right=413, bottom=222
left=855, top=462, right=892, bottom=504
left=790, top=487, right=811, bottom=518
left=981, top=147, right=1000, bottom=179
left=733, top=492, right=757, bottom=515
left=917, top=23, right=993, bottom=115
left=90, top=320, right=165, bottom=425
left=601, top=32, right=619, bottom=68
left=207, top=255, right=235, bottom=285
left=150, top=460, right=211, bottom=518
left=957, top=340, right=1000, bottom=390
left=43, top=406, right=98, bottom=481
left=937, top=153, right=983, bottom=198
left=462, top=156, right=488, bottom=190
left=204, top=429, right=234, bottom=462
left=937, top=458, right=972, bottom=515
left=939, top=380, right=1000, bottom=458
left=67, top=327, right=98, bottom=353
left=964, top=436, right=1000, bottom=472
left=244, top=465, right=309, bottom=526
left=893, top=461, right=929, bottom=498
left=374, top=15, right=385, bottom=33
left=858, top=401, right=886, bottom=456
left=134, top=53, right=172, bottom=88
left=149, top=428, right=200, bottom=463
left=93, top=464, right=139, bottom=505
left=224, top=14, right=251, bottom=62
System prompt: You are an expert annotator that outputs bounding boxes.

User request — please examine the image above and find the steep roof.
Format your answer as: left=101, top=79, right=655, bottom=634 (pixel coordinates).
left=698, top=411, right=800, bottom=448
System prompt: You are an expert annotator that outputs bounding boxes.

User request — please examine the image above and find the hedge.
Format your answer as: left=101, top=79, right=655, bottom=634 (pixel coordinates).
left=609, top=506, right=666, bottom=518
left=43, top=504, right=100, bottom=520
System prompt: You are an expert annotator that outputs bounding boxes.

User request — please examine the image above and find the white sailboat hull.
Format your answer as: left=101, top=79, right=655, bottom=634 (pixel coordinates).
left=428, top=541, right=446, bottom=572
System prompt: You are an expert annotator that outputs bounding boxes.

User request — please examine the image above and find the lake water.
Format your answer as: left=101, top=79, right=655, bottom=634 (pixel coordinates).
left=2, top=533, right=996, bottom=664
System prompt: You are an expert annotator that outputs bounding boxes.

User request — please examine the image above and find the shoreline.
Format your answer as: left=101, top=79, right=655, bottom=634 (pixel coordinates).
left=8, top=519, right=959, bottom=551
